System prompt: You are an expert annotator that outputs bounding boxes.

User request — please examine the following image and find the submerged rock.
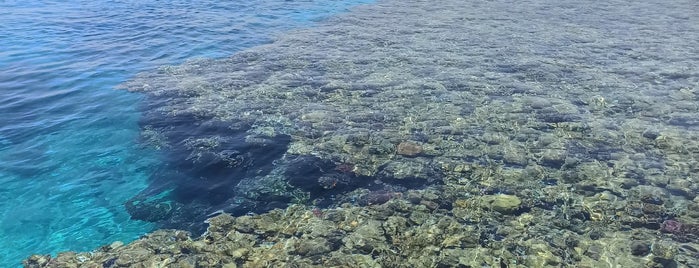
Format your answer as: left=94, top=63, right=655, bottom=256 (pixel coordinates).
left=630, top=241, right=651, bottom=256
left=482, top=194, right=522, bottom=215
left=396, top=141, right=423, bottom=157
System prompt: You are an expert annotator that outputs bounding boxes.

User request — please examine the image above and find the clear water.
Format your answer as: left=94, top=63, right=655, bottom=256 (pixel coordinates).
left=0, top=1, right=372, bottom=266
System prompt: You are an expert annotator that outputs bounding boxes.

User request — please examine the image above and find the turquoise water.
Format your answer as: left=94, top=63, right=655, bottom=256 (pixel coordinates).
left=0, top=1, right=372, bottom=266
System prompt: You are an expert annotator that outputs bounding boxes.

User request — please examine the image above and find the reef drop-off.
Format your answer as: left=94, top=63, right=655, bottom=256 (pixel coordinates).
left=26, top=0, right=699, bottom=266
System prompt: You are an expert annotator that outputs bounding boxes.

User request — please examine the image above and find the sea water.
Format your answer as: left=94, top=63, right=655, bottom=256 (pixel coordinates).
left=0, top=1, right=372, bottom=266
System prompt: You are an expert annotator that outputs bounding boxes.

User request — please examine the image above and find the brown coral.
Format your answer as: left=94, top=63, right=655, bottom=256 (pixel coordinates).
left=396, top=141, right=423, bottom=157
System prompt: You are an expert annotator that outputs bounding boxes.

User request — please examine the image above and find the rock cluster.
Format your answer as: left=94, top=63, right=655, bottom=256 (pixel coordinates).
left=25, top=194, right=699, bottom=267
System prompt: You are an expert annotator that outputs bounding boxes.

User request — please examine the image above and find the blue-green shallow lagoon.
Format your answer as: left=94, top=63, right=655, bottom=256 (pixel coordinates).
left=0, top=1, right=372, bottom=266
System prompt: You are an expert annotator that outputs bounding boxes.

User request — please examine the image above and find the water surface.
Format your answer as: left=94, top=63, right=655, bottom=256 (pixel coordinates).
left=0, top=1, right=372, bottom=266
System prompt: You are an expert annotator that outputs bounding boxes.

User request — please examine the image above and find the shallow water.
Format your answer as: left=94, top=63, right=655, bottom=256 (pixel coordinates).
left=11, top=0, right=699, bottom=267
left=98, top=0, right=698, bottom=266
left=0, top=1, right=372, bottom=266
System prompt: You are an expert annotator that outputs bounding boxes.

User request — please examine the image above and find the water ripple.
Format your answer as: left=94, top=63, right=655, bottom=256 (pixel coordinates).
left=0, top=0, right=372, bottom=266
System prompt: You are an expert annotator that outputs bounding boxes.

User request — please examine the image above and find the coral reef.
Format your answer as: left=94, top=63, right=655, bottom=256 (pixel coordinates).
left=23, top=198, right=699, bottom=267
left=23, top=0, right=699, bottom=266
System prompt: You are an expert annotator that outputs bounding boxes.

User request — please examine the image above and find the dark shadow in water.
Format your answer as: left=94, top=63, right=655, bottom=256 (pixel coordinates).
left=125, top=96, right=446, bottom=235
left=125, top=98, right=292, bottom=234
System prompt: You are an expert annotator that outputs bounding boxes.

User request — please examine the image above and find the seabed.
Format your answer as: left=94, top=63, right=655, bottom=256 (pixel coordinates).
left=25, top=0, right=699, bottom=267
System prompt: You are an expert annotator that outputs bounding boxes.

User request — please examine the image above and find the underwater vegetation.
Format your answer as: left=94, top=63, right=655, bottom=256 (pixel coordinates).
left=25, top=0, right=699, bottom=266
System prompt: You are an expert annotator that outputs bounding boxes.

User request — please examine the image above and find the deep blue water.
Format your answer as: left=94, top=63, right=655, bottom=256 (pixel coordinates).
left=0, top=1, right=372, bottom=266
